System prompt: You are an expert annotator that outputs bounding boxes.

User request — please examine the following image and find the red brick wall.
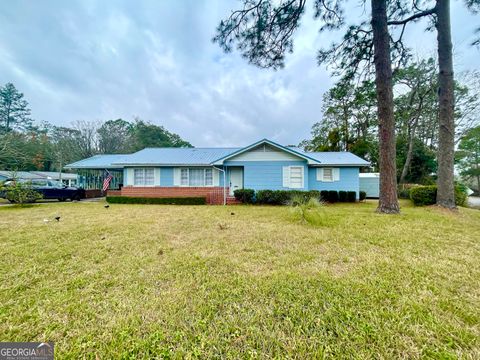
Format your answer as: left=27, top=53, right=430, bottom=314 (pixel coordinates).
left=120, top=186, right=228, bottom=205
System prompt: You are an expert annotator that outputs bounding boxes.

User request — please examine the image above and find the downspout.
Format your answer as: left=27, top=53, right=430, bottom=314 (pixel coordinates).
left=213, top=165, right=226, bottom=205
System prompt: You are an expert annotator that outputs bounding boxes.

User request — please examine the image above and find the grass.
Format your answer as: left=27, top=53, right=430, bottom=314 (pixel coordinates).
left=0, top=200, right=479, bottom=359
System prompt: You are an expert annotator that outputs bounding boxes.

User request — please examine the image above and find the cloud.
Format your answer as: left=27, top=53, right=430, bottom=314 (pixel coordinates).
left=0, top=0, right=478, bottom=147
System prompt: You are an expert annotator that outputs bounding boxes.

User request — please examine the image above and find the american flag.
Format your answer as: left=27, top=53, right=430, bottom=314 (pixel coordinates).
left=102, top=170, right=113, bottom=192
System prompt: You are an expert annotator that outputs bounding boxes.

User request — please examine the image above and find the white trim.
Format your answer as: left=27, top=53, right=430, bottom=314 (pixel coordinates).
left=317, top=167, right=340, bottom=182
left=133, top=168, right=156, bottom=187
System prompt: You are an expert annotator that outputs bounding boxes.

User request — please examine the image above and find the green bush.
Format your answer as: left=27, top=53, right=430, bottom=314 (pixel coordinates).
left=255, top=190, right=323, bottom=205
left=320, top=190, right=329, bottom=201
left=327, top=191, right=339, bottom=203
left=398, top=188, right=411, bottom=199
left=409, top=185, right=437, bottom=206
left=2, top=181, right=43, bottom=204
left=347, top=191, right=356, bottom=202
left=359, top=191, right=367, bottom=201
left=106, top=196, right=206, bottom=205
left=338, top=191, right=348, bottom=202
left=454, top=184, right=468, bottom=207
left=233, top=189, right=255, bottom=204
left=409, top=185, right=468, bottom=206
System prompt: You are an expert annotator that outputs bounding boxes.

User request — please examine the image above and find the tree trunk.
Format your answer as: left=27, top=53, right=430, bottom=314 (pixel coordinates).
left=435, top=0, right=456, bottom=208
left=371, top=0, right=400, bottom=214
left=400, top=121, right=417, bottom=184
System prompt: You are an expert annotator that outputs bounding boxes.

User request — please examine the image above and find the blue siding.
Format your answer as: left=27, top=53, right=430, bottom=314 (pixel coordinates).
left=160, top=167, right=174, bottom=186
left=308, top=167, right=360, bottom=198
left=225, top=160, right=308, bottom=190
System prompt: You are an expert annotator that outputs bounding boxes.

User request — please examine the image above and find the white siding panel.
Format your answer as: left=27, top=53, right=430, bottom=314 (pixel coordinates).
left=126, top=168, right=134, bottom=186
left=213, top=168, right=220, bottom=186
left=173, top=168, right=181, bottom=186
left=333, top=168, right=340, bottom=181
left=282, top=166, right=290, bottom=188
left=154, top=168, right=161, bottom=186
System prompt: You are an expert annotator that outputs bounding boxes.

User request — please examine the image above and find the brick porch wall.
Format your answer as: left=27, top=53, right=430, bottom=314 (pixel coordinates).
left=120, top=186, right=228, bottom=205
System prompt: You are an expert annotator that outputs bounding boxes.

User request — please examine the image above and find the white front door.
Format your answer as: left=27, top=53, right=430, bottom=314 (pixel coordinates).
left=229, top=168, right=243, bottom=195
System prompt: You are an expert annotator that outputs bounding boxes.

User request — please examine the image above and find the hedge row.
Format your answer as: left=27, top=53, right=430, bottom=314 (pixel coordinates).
left=234, top=189, right=359, bottom=205
left=106, top=196, right=206, bottom=205
left=409, top=185, right=467, bottom=206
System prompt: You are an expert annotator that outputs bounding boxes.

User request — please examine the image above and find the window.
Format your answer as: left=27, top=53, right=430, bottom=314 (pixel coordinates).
left=289, top=166, right=303, bottom=188
left=317, top=168, right=339, bottom=182
left=205, top=169, right=213, bottom=186
left=189, top=169, right=204, bottom=186
left=179, top=168, right=215, bottom=187
left=134, top=168, right=155, bottom=186
left=180, top=169, right=189, bottom=186
left=323, top=168, right=333, bottom=182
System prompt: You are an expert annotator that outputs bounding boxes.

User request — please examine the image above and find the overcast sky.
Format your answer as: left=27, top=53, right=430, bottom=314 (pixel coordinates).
left=0, top=1, right=478, bottom=147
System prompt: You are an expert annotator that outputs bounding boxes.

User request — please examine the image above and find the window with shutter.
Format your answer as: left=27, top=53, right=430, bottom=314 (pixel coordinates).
left=323, top=168, right=333, bottom=182
left=289, top=166, right=303, bottom=188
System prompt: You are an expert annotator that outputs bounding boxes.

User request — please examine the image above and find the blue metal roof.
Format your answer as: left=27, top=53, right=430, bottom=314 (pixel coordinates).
left=65, top=139, right=370, bottom=168
left=115, top=148, right=241, bottom=166
left=65, top=154, right=129, bottom=169
left=299, top=151, right=370, bottom=166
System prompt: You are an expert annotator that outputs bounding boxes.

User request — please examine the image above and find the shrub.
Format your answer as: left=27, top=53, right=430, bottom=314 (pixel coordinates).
left=347, top=191, right=357, bottom=202
left=106, top=196, right=206, bottom=205
left=338, top=191, right=348, bottom=202
left=256, top=190, right=274, bottom=204
left=398, top=188, right=411, bottom=199
left=2, top=181, right=43, bottom=205
left=409, top=185, right=437, bottom=206
left=233, top=189, right=255, bottom=204
left=289, top=194, right=325, bottom=225
left=454, top=184, right=468, bottom=207
left=320, top=190, right=329, bottom=202
left=409, top=185, right=468, bottom=206
left=327, top=190, right=339, bottom=203
left=255, top=190, right=323, bottom=205
left=359, top=191, right=367, bottom=201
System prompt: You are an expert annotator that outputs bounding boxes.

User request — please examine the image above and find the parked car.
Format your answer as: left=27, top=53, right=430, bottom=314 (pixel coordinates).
left=0, top=178, right=86, bottom=202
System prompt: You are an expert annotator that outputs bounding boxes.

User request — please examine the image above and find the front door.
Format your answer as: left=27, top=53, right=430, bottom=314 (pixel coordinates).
left=229, top=168, right=243, bottom=195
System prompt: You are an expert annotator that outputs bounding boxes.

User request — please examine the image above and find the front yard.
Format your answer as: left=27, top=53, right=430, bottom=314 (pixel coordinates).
left=0, top=201, right=479, bottom=358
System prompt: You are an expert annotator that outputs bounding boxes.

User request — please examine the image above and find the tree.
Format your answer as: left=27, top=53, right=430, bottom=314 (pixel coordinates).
left=385, top=1, right=480, bottom=207
left=0, top=83, right=32, bottom=132
left=97, top=119, right=133, bottom=154
left=371, top=0, right=399, bottom=213
left=457, top=126, right=480, bottom=194
left=214, top=0, right=401, bottom=213
left=130, top=119, right=192, bottom=150
left=394, top=59, right=437, bottom=184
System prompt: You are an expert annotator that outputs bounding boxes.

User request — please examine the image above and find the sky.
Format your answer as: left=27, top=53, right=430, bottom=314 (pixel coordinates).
left=0, top=0, right=478, bottom=147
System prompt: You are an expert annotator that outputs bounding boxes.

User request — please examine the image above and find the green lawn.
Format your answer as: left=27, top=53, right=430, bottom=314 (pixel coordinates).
left=0, top=201, right=479, bottom=358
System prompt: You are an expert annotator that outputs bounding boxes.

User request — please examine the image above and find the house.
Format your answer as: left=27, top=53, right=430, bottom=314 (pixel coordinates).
left=65, top=138, right=370, bottom=204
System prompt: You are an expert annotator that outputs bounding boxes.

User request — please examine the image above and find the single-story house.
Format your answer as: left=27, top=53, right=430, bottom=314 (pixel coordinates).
left=65, top=138, right=370, bottom=204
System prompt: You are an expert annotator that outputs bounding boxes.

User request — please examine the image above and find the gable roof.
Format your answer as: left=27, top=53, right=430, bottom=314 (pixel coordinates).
left=65, top=139, right=370, bottom=169
left=211, top=139, right=321, bottom=165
